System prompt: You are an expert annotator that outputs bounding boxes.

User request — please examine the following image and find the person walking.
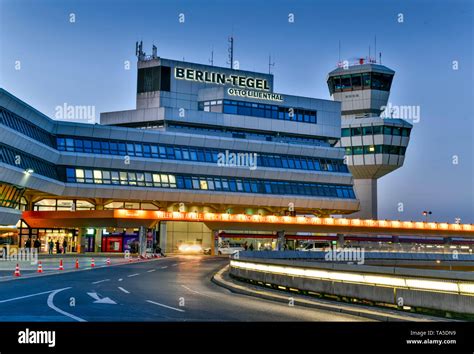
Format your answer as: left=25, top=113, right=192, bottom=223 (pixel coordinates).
left=48, top=239, right=54, bottom=254
left=55, top=240, right=60, bottom=254
left=25, top=238, right=31, bottom=249
left=62, top=239, right=67, bottom=254
left=33, top=238, right=41, bottom=252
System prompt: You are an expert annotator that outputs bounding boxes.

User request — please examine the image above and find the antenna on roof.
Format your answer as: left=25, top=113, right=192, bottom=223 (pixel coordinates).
left=268, top=55, right=275, bottom=74
left=369, top=45, right=371, bottom=62
left=227, top=36, right=234, bottom=69
left=374, top=36, right=377, bottom=63
left=135, top=40, right=144, bottom=60
left=209, top=48, right=214, bottom=66
left=379, top=52, right=382, bottom=64
left=152, top=44, right=157, bottom=59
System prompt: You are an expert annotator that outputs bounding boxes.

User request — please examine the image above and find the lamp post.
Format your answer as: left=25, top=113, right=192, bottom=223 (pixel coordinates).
left=422, top=210, right=432, bottom=222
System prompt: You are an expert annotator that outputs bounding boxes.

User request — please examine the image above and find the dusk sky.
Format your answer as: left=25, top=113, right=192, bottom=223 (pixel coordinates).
left=1, top=0, right=472, bottom=223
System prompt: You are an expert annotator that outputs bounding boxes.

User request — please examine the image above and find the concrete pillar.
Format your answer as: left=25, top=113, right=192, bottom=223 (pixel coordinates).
left=138, top=226, right=146, bottom=257
left=337, top=234, right=345, bottom=247
left=212, top=230, right=219, bottom=256
left=276, top=231, right=286, bottom=251
left=159, top=222, right=167, bottom=253
left=351, top=179, right=378, bottom=219
left=94, top=228, right=102, bottom=253
left=77, top=228, right=87, bottom=254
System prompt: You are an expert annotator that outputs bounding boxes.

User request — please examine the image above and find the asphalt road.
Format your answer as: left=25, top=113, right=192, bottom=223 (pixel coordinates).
left=0, top=255, right=368, bottom=322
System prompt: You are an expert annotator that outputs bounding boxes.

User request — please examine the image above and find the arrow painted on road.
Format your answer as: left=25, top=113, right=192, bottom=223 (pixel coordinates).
left=87, top=292, right=116, bottom=304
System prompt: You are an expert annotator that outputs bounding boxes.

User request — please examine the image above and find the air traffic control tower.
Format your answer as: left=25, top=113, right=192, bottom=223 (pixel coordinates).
left=327, top=58, right=412, bottom=219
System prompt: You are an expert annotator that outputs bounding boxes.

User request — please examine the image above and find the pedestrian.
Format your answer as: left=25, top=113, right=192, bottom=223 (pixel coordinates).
left=62, top=239, right=67, bottom=254
left=249, top=243, right=254, bottom=251
left=33, top=238, right=41, bottom=252
left=25, top=238, right=31, bottom=249
left=48, top=239, right=54, bottom=255
left=55, top=240, right=60, bottom=254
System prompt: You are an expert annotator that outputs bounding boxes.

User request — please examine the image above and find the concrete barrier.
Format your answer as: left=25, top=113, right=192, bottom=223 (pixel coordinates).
left=229, top=257, right=474, bottom=315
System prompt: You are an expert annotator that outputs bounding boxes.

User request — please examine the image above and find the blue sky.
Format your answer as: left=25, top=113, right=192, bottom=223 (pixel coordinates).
left=1, top=0, right=472, bottom=222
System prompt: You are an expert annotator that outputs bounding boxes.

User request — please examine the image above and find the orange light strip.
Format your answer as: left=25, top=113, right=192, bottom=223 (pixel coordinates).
left=113, top=210, right=474, bottom=233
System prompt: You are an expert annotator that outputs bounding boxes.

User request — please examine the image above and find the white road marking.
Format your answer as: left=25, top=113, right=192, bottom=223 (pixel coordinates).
left=47, top=288, right=87, bottom=322
left=147, top=269, right=156, bottom=273
left=171, top=263, right=178, bottom=267
left=160, top=266, right=168, bottom=269
left=181, top=285, right=213, bottom=298
left=127, top=273, right=139, bottom=277
left=87, top=292, right=116, bottom=304
left=92, top=279, right=110, bottom=284
left=146, top=300, right=185, bottom=313
left=0, top=289, right=62, bottom=303
left=118, top=287, right=130, bottom=294
left=118, top=278, right=123, bottom=282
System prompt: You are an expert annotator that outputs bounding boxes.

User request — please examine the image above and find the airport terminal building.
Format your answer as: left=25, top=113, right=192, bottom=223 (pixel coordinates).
left=0, top=46, right=362, bottom=253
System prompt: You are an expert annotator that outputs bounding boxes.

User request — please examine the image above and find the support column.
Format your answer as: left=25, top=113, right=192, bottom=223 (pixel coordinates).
left=276, top=230, right=286, bottom=251
left=138, top=226, right=146, bottom=257
left=94, top=228, right=102, bottom=253
left=352, top=179, right=378, bottom=219
left=212, top=230, right=219, bottom=256
left=77, top=228, right=86, bottom=254
left=337, top=234, right=345, bottom=248
left=159, top=222, right=167, bottom=253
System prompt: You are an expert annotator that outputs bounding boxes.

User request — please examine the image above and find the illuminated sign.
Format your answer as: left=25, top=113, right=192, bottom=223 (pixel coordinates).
left=175, top=67, right=270, bottom=90
left=227, top=88, right=283, bottom=102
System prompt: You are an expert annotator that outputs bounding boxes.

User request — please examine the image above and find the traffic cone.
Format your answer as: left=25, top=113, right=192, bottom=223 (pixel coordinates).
left=106, top=258, right=111, bottom=265
left=91, top=258, right=95, bottom=267
left=58, top=259, right=64, bottom=271
left=14, top=264, right=21, bottom=277
left=37, top=261, right=43, bottom=273
left=75, top=259, right=79, bottom=269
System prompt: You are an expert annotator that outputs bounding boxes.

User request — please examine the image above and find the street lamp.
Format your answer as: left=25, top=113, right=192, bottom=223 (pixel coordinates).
left=422, top=210, right=432, bottom=222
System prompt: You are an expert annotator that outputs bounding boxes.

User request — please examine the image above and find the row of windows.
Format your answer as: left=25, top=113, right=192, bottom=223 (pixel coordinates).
left=167, top=123, right=330, bottom=147
left=341, top=126, right=411, bottom=137
left=66, top=168, right=356, bottom=199
left=0, top=183, right=25, bottom=209
left=0, top=107, right=55, bottom=147
left=0, top=143, right=59, bottom=180
left=344, top=145, right=407, bottom=156
left=57, top=137, right=349, bottom=173
left=198, top=100, right=318, bottom=124
left=327, top=72, right=393, bottom=94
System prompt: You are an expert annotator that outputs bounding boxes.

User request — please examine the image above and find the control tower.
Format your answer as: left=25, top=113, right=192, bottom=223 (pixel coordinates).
left=327, top=58, right=412, bottom=219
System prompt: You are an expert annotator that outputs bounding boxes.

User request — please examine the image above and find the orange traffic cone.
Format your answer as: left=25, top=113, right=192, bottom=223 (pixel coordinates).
left=91, top=258, right=95, bottom=267
left=14, top=264, right=21, bottom=277
left=106, top=258, right=111, bottom=265
left=37, top=261, right=43, bottom=273
left=58, top=259, right=64, bottom=271
left=75, top=259, right=79, bottom=269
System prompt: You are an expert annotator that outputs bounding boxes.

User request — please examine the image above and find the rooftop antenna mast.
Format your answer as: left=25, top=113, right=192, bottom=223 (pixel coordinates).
left=374, top=35, right=377, bottom=63
left=209, top=48, right=214, bottom=66
left=152, top=44, right=157, bottom=59
left=338, top=40, right=341, bottom=63
left=135, top=40, right=144, bottom=60
left=227, top=36, right=234, bottom=69
left=268, top=55, right=275, bottom=74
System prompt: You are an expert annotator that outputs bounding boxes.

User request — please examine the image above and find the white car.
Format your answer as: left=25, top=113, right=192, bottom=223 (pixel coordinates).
left=218, top=244, right=244, bottom=255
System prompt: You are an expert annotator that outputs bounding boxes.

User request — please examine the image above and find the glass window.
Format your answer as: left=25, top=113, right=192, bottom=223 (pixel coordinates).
left=351, top=74, right=362, bottom=88
left=362, top=126, right=373, bottom=135
left=392, top=127, right=401, bottom=136
left=351, top=127, right=362, bottom=136
left=383, top=126, right=392, bottom=135
left=373, top=126, right=382, bottom=135
left=341, top=75, right=351, bottom=90
left=342, top=128, right=351, bottom=137
left=93, top=170, right=102, bottom=183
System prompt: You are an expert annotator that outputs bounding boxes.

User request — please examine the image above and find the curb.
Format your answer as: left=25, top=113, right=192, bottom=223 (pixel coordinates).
left=0, top=256, right=174, bottom=283
left=212, top=265, right=444, bottom=322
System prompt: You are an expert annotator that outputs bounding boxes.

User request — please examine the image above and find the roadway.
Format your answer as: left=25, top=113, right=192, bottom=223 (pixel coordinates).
left=0, top=255, right=367, bottom=322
